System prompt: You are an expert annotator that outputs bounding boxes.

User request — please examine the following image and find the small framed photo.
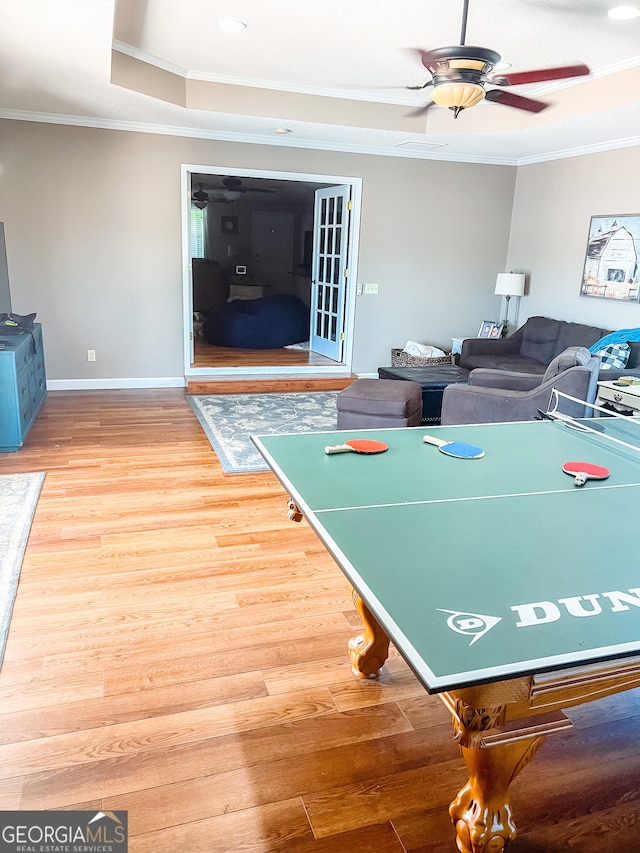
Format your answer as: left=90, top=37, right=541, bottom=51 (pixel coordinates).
left=478, top=320, right=503, bottom=338
left=221, top=216, right=238, bottom=235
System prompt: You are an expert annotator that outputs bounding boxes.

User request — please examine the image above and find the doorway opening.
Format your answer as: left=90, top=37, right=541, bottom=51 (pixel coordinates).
left=182, top=166, right=362, bottom=379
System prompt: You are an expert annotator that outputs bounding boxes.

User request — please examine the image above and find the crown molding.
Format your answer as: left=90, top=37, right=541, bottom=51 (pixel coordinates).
left=1, top=108, right=638, bottom=167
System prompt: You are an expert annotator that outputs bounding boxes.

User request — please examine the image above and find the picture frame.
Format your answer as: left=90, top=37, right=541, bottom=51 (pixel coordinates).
left=580, top=214, right=640, bottom=302
left=478, top=320, right=503, bottom=339
left=221, top=216, right=238, bottom=236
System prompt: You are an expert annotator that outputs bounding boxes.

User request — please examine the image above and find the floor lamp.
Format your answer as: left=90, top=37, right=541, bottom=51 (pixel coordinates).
left=495, top=273, right=525, bottom=333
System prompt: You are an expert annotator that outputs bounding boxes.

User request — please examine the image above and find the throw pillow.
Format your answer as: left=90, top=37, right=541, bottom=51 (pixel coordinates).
left=626, top=341, right=640, bottom=369
left=596, top=342, right=631, bottom=370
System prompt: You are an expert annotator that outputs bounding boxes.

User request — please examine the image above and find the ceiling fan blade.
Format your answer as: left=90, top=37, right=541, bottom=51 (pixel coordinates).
left=247, top=188, right=276, bottom=194
left=491, top=63, right=589, bottom=87
left=407, top=80, right=434, bottom=92
left=485, top=88, right=548, bottom=113
left=405, top=100, right=437, bottom=118
left=411, top=48, right=438, bottom=71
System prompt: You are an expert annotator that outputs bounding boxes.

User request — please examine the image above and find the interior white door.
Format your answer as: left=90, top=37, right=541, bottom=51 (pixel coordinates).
left=310, top=185, right=351, bottom=361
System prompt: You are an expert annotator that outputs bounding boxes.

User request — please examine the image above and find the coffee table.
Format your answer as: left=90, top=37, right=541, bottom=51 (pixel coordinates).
left=377, top=364, right=470, bottom=423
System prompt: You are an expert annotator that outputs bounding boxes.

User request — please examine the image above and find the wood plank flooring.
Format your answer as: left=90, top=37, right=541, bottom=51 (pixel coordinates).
left=192, top=339, right=341, bottom=370
left=1, top=389, right=639, bottom=852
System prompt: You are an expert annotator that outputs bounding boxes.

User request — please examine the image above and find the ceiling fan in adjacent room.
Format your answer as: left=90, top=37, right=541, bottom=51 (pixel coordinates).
left=212, top=177, right=277, bottom=202
left=407, top=0, right=590, bottom=118
left=191, top=177, right=277, bottom=207
left=191, top=184, right=210, bottom=209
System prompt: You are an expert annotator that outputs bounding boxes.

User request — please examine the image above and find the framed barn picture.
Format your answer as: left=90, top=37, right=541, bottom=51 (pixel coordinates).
left=580, top=214, right=640, bottom=301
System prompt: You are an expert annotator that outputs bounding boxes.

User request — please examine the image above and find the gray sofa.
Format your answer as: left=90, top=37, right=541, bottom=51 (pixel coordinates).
left=459, top=315, right=640, bottom=380
left=459, top=316, right=608, bottom=374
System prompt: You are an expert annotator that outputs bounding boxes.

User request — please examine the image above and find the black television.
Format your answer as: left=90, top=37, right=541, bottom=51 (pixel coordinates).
left=0, top=223, right=11, bottom=316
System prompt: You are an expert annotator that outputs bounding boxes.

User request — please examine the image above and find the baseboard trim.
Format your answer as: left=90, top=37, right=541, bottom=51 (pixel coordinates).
left=46, top=377, right=186, bottom=391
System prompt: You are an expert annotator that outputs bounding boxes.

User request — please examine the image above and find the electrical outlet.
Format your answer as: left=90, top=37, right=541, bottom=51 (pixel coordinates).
left=87, top=349, right=96, bottom=362
left=364, top=282, right=379, bottom=294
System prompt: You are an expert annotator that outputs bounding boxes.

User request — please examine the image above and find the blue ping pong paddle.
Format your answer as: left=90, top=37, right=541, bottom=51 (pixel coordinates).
left=423, top=434, right=484, bottom=459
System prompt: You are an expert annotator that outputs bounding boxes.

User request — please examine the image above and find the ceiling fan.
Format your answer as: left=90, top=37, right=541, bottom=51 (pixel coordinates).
left=408, top=0, right=590, bottom=118
left=192, top=184, right=210, bottom=209
left=213, top=177, right=277, bottom=201
left=192, top=177, right=277, bottom=207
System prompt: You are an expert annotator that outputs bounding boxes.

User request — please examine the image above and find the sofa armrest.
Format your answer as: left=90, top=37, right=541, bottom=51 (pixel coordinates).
left=461, top=336, right=521, bottom=360
left=469, top=369, right=543, bottom=391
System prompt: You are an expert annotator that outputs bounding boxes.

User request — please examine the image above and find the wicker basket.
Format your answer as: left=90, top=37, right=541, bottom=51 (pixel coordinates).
left=391, top=348, right=453, bottom=367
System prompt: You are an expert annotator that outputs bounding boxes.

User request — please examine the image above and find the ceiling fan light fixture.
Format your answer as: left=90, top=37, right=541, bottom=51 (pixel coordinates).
left=223, top=190, right=243, bottom=201
left=192, top=184, right=210, bottom=208
left=431, top=81, right=485, bottom=113
left=608, top=5, right=640, bottom=18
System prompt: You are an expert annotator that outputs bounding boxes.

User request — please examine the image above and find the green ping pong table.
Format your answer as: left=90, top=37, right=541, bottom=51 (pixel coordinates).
left=253, top=414, right=640, bottom=853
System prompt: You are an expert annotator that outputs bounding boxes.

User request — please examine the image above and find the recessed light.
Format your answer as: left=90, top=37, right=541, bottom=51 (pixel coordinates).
left=274, top=128, right=291, bottom=134
left=219, top=18, right=247, bottom=31
left=608, top=5, right=640, bottom=19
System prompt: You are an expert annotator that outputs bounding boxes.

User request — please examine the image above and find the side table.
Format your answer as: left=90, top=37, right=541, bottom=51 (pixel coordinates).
left=378, top=364, right=470, bottom=423
left=451, top=336, right=477, bottom=355
left=596, top=380, right=640, bottom=415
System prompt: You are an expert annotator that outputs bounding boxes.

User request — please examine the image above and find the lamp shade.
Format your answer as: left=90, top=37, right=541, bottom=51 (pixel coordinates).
left=495, top=272, right=525, bottom=297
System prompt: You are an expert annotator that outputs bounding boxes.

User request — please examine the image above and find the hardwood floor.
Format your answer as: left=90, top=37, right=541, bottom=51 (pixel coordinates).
left=1, top=389, right=640, bottom=852
left=192, top=338, right=341, bottom=369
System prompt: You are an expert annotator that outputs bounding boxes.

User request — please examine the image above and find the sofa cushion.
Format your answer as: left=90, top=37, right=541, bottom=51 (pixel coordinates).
left=555, top=321, right=608, bottom=354
left=518, top=317, right=559, bottom=364
left=496, top=355, right=547, bottom=373
left=627, top=341, right=640, bottom=369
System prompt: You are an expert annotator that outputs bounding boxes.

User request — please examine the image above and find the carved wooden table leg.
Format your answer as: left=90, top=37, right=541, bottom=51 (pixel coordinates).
left=348, top=589, right=390, bottom=679
left=449, top=735, right=544, bottom=853
left=440, top=685, right=572, bottom=853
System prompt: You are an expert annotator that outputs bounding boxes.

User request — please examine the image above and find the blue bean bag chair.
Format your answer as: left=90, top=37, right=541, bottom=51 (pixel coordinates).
left=203, top=294, right=309, bottom=349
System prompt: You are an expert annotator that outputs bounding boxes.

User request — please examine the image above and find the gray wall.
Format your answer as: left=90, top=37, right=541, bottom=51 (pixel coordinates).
left=0, top=119, right=515, bottom=384
left=507, top=146, right=640, bottom=333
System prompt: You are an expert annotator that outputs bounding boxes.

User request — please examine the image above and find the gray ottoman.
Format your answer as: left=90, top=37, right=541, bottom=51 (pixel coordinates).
left=336, top=379, right=423, bottom=429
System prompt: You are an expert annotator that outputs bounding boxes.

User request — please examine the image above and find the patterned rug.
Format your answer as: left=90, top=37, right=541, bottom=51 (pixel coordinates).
left=188, top=391, right=338, bottom=473
left=0, top=472, right=45, bottom=669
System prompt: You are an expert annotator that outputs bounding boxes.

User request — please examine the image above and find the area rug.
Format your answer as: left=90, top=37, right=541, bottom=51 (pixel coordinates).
left=188, top=392, right=338, bottom=473
left=0, top=472, right=45, bottom=669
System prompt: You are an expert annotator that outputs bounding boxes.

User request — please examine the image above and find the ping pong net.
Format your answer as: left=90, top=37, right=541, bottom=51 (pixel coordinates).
left=541, top=389, right=640, bottom=455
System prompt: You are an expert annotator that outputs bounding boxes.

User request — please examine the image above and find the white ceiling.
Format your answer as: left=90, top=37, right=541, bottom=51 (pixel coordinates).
left=1, top=0, right=639, bottom=165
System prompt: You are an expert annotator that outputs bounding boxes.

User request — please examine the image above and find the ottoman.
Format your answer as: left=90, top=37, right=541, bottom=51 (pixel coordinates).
left=336, top=379, right=423, bottom=429
left=377, top=364, right=470, bottom=423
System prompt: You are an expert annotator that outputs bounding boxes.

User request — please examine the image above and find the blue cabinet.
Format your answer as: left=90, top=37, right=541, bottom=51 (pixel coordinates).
left=0, top=323, right=46, bottom=452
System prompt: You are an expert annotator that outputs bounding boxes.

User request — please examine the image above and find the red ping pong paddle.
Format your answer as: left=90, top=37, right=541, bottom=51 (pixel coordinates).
left=324, top=438, right=389, bottom=455
left=562, top=461, right=610, bottom=486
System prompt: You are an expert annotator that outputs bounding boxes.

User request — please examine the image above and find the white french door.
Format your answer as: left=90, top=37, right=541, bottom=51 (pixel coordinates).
left=309, top=185, right=351, bottom=361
